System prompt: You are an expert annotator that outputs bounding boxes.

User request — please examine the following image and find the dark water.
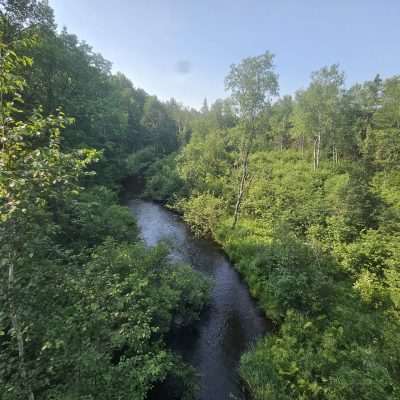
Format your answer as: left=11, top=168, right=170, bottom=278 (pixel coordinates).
left=128, top=200, right=268, bottom=400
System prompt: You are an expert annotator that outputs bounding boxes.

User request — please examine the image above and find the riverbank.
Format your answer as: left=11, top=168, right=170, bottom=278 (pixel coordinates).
left=125, top=157, right=400, bottom=399
left=175, top=192, right=399, bottom=399
left=129, top=199, right=269, bottom=400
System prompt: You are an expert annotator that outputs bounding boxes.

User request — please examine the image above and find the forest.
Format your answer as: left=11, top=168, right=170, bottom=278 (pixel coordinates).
left=1, top=1, right=400, bottom=399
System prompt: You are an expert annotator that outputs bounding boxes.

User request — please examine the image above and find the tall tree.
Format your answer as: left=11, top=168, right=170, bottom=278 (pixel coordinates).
left=270, top=95, right=294, bottom=151
left=367, top=76, right=400, bottom=170
left=201, top=97, right=209, bottom=114
left=225, top=51, right=278, bottom=227
left=293, top=65, right=344, bottom=169
left=0, top=0, right=55, bottom=43
left=141, top=96, right=178, bottom=154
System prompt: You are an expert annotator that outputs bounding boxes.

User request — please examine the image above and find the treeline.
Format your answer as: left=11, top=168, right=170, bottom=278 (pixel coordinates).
left=144, top=55, right=400, bottom=397
left=0, top=1, right=210, bottom=399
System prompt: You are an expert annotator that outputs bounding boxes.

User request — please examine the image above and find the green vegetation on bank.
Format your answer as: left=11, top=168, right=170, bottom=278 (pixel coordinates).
left=145, top=57, right=400, bottom=399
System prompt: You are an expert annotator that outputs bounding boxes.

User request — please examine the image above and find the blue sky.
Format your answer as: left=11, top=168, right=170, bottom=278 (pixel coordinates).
left=48, top=0, right=400, bottom=109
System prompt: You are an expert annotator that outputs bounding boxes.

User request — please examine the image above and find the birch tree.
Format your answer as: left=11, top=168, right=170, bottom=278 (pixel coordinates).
left=225, top=52, right=278, bottom=228
left=293, top=65, right=344, bottom=170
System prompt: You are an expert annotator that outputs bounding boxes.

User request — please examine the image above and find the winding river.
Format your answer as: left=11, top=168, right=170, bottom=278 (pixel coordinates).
left=129, top=199, right=268, bottom=400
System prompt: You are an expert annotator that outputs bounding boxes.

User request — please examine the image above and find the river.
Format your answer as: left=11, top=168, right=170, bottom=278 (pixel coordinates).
left=128, top=199, right=268, bottom=400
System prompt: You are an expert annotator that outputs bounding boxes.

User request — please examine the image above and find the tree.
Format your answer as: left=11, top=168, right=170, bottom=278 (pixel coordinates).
left=141, top=96, right=178, bottom=153
left=367, top=76, right=400, bottom=170
left=270, top=95, right=294, bottom=151
left=225, top=51, right=278, bottom=227
left=0, top=0, right=55, bottom=43
left=165, top=98, right=195, bottom=146
left=209, top=98, right=237, bottom=129
left=293, top=65, right=344, bottom=169
left=201, top=97, right=208, bottom=114
left=0, top=35, right=97, bottom=399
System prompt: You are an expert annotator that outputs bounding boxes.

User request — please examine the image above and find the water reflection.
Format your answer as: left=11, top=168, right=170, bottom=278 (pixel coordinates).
left=129, top=200, right=268, bottom=400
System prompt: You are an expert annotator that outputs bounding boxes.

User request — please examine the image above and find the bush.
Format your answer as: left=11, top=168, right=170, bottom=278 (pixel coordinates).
left=0, top=239, right=211, bottom=400
left=58, top=186, right=139, bottom=249
left=176, top=193, right=226, bottom=238
left=240, top=311, right=397, bottom=400
left=144, top=153, right=185, bottom=202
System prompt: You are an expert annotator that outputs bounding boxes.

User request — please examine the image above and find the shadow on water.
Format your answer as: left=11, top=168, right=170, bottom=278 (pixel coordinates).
left=128, top=199, right=271, bottom=400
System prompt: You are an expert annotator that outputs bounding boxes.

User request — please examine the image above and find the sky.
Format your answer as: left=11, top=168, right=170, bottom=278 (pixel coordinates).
left=48, top=0, right=400, bottom=109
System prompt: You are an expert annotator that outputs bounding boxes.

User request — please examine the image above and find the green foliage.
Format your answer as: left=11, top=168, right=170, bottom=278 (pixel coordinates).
left=1, top=239, right=210, bottom=399
left=0, top=5, right=209, bottom=399
left=240, top=311, right=397, bottom=400
left=172, top=64, right=400, bottom=397
left=177, top=193, right=226, bottom=238
left=58, top=185, right=139, bottom=250
left=269, top=95, right=294, bottom=150
left=126, top=145, right=159, bottom=176
left=141, top=96, right=178, bottom=154
left=225, top=51, right=279, bottom=120
left=177, top=128, right=236, bottom=196
left=143, top=153, right=185, bottom=203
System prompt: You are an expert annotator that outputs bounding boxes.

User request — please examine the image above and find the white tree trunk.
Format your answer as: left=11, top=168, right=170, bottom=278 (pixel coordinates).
left=232, top=124, right=255, bottom=228
left=313, top=136, right=317, bottom=171
left=232, top=150, right=249, bottom=228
